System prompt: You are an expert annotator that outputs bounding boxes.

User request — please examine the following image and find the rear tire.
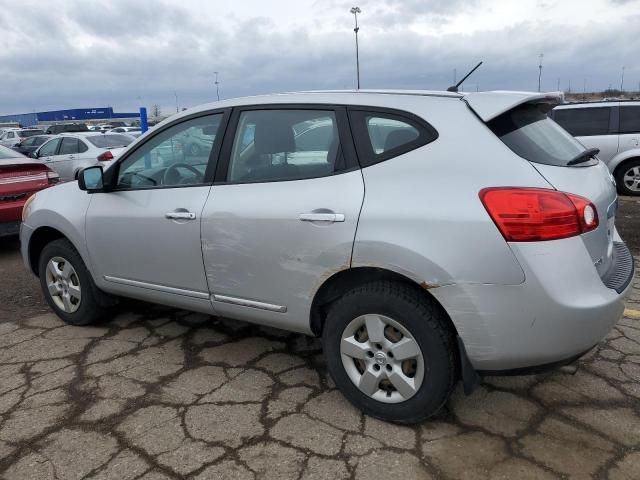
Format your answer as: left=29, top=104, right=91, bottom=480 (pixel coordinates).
left=38, top=239, right=106, bottom=325
left=322, top=281, right=456, bottom=424
left=615, top=158, right=640, bottom=196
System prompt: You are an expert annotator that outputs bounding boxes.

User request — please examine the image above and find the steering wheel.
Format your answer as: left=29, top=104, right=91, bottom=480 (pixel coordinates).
left=163, top=163, right=204, bottom=185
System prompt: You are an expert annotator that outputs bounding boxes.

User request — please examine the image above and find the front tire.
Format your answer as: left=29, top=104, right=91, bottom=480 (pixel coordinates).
left=38, top=239, right=106, bottom=325
left=322, top=281, right=456, bottom=424
left=615, top=159, right=640, bottom=196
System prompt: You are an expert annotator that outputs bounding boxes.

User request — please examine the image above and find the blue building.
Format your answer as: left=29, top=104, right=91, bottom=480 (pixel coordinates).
left=0, top=107, right=139, bottom=126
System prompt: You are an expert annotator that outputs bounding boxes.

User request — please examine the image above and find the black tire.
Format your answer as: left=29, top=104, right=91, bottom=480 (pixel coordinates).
left=38, top=238, right=108, bottom=326
left=322, top=281, right=456, bottom=424
left=615, top=158, right=640, bottom=196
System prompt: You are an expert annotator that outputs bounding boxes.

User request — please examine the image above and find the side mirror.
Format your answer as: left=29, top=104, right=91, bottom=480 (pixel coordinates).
left=30, top=151, right=39, bottom=158
left=78, top=166, right=104, bottom=192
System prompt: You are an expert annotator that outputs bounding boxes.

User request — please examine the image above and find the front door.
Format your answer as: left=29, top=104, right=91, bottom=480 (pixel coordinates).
left=85, top=111, right=228, bottom=311
left=201, top=106, right=365, bottom=333
left=36, top=137, right=62, bottom=174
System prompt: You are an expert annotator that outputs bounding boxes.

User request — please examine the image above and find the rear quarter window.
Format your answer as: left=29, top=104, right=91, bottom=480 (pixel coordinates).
left=349, top=108, right=438, bottom=167
left=619, top=106, right=640, bottom=134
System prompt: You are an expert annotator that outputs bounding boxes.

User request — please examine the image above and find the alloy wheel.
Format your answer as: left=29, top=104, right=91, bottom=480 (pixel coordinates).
left=340, top=314, right=425, bottom=403
left=45, top=256, right=82, bottom=313
left=622, top=165, right=640, bottom=193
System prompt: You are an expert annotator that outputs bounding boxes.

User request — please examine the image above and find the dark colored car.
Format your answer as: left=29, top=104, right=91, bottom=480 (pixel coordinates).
left=0, top=145, right=59, bottom=237
left=46, top=123, right=89, bottom=135
left=11, top=135, right=55, bottom=156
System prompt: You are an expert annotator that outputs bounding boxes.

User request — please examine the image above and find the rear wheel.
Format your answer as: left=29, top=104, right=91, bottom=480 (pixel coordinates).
left=322, top=281, right=456, bottom=424
left=615, top=159, right=640, bottom=196
left=38, top=239, right=106, bottom=325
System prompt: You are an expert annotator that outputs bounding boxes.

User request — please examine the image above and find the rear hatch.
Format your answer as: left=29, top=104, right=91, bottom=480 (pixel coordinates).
left=465, top=92, right=619, bottom=278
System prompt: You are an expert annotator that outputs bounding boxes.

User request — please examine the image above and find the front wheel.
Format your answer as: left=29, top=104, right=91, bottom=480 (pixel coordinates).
left=38, top=239, right=106, bottom=325
left=615, top=159, right=640, bottom=196
left=322, top=281, right=456, bottom=424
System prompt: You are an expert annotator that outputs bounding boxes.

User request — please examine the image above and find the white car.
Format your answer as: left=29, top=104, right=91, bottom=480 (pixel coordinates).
left=0, top=128, right=45, bottom=148
left=33, top=132, right=133, bottom=181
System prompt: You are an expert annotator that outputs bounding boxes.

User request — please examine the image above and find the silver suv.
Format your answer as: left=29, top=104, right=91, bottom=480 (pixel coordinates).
left=552, top=101, right=640, bottom=195
left=20, top=90, right=634, bottom=423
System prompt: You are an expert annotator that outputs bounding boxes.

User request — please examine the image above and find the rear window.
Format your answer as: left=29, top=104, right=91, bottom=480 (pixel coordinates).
left=553, top=107, right=611, bottom=136
left=87, top=134, right=133, bottom=148
left=488, top=104, right=589, bottom=167
left=17, top=129, right=44, bottom=138
left=619, top=106, right=640, bottom=134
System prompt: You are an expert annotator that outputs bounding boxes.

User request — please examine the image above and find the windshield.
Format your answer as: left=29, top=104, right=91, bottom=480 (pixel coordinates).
left=488, top=104, right=593, bottom=167
left=0, top=145, right=19, bottom=159
left=87, top=134, right=133, bottom=148
left=17, top=129, right=44, bottom=138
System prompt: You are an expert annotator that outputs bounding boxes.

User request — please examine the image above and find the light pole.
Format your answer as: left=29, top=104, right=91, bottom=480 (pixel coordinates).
left=537, top=53, right=544, bottom=92
left=214, top=72, right=220, bottom=101
left=620, top=66, right=625, bottom=92
left=350, top=6, right=361, bottom=90
left=174, top=91, right=179, bottom=113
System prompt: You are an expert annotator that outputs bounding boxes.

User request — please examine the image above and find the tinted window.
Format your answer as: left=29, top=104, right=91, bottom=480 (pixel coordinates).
left=31, top=136, right=50, bottom=147
left=17, top=129, right=44, bottom=138
left=489, top=104, right=588, bottom=167
left=553, top=107, right=610, bottom=136
left=87, top=134, right=132, bottom=148
left=349, top=109, right=437, bottom=167
left=117, top=113, right=223, bottom=189
left=619, top=106, right=640, bottom=134
left=39, top=138, right=61, bottom=156
left=59, top=137, right=80, bottom=155
left=78, top=140, right=89, bottom=153
left=227, top=110, right=339, bottom=183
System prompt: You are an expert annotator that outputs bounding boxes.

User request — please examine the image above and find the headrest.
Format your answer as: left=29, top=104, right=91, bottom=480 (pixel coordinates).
left=254, top=118, right=295, bottom=154
left=383, top=129, right=418, bottom=152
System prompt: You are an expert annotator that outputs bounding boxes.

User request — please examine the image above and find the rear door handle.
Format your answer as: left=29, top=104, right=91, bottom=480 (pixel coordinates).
left=165, top=211, right=196, bottom=220
left=299, top=213, right=345, bottom=223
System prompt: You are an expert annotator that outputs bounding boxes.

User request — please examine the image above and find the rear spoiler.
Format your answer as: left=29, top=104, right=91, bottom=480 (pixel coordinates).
left=462, top=91, right=564, bottom=122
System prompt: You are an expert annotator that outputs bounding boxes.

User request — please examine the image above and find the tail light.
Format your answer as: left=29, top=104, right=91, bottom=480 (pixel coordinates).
left=479, top=187, right=599, bottom=242
left=46, top=171, right=60, bottom=185
left=97, top=151, right=114, bottom=162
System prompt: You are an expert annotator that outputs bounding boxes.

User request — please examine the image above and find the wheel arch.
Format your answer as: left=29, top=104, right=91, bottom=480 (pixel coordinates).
left=28, top=226, right=70, bottom=276
left=309, top=266, right=459, bottom=338
left=609, top=151, right=640, bottom=175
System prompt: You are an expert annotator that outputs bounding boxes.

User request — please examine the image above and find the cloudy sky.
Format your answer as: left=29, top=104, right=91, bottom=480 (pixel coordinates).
left=0, top=0, right=639, bottom=115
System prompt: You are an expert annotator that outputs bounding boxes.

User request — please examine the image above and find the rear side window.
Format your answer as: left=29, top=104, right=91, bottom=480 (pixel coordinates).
left=619, top=106, right=640, bottom=134
left=489, top=104, right=588, bottom=167
left=59, top=138, right=80, bottom=155
left=553, top=107, right=611, bottom=136
left=349, top=109, right=437, bottom=167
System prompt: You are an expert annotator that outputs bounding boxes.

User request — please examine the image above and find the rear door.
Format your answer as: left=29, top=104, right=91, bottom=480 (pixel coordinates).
left=57, top=137, right=82, bottom=180
left=552, top=106, right=619, bottom=164
left=201, top=106, right=364, bottom=334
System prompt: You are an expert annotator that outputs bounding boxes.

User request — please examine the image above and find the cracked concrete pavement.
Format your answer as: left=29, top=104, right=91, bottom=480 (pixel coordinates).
left=0, top=197, right=638, bottom=479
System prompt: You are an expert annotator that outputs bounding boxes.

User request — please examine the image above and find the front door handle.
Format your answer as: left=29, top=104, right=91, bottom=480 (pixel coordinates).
left=299, top=212, right=345, bottom=223
left=165, top=211, right=196, bottom=220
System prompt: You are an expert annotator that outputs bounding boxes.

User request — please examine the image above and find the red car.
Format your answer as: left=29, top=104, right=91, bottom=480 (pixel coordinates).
left=0, top=145, right=59, bottom=237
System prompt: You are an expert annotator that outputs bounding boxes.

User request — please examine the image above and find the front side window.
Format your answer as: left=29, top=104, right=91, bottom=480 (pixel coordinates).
left=619, top=106, right=640, bottom=134
left=553, top=107, right=610, bottom=136
left=117, top=113, right=223, bottom=189
left=227, top=110, right=340, bottom=183
left=39, top=138, right=61, bottom=156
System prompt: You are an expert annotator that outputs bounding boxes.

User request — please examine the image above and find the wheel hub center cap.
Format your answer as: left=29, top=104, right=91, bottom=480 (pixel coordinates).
left=374, top=351, right=387, bottom=365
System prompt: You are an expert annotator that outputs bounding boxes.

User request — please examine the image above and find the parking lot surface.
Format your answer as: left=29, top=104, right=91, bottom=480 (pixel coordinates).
left=0, top=198, right=639, bottom=479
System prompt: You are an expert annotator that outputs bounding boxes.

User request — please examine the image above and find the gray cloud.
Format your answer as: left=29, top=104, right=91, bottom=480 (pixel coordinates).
left=0, top=0, right=638, bottom=115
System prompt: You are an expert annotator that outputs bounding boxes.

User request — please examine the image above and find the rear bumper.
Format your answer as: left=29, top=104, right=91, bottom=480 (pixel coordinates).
left=432, top=236, right=634, bottom=371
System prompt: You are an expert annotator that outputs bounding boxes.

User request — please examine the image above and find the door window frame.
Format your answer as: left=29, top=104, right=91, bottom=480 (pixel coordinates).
left=104, top=108, right=232, bottom=192
left=213, top=104, right=359, bottom=184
